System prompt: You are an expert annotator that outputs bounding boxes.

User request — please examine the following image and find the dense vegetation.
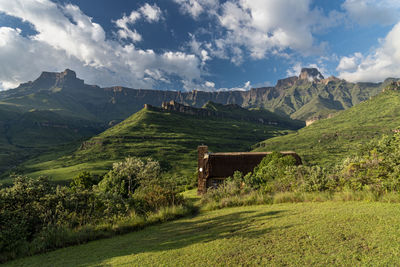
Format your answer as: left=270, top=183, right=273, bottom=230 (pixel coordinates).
left=0, top=157, right=191, bottom=263
left=14, top=106, right=298, bottom=184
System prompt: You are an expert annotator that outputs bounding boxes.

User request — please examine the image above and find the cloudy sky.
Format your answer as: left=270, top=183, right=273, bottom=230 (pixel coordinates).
left=1, top=0, right=400, bottom=91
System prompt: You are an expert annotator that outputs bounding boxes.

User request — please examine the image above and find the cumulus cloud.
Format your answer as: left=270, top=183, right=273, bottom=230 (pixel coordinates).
left=342, top=0, right=400, bottom=26
left=177, top=0, right=342, bottom=65
left=114, top=3, right=163, bottom=42
left=336, top=52, right=363, bottom=72
left=173, top=0, right=218, bottom=19
left=0, top=0, right=201, bottom=90
left=139, top=3, right=162, bottom=22
left=337, top=22, right=400, bottom=82
left=115, top=11, right=142, bottom=42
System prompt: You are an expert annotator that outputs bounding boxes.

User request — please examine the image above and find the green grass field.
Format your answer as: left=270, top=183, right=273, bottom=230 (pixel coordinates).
left=7, top=201, right=400, bottom=266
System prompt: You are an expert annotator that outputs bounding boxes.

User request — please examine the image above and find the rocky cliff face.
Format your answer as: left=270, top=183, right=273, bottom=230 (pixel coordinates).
left=28, top=69, right=84, bottom=90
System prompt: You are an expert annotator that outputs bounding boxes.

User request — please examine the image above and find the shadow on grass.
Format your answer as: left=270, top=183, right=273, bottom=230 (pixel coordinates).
left=30, top=209, right=293, bottom=267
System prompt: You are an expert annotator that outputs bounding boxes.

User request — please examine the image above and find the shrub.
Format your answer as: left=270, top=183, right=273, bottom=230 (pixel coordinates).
left=70, top=171, right=98, bottom=190
left=244, top=152, right=296, bottom=191
left=133, top=184, right=184, bottom=214
left=97, top=157, right=160, bottom=197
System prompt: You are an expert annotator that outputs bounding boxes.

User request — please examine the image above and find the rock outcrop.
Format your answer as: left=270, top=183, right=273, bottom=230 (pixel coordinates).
left=32, top=69, right=84, bottom=89
left=299, top=68, right=324, bottom=82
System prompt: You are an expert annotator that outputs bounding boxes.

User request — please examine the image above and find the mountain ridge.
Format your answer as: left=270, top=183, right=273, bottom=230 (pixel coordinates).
left=1, top=68, right=396, bottom=122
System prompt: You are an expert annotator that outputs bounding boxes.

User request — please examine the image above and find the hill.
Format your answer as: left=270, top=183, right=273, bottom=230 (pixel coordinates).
left=253, top=89, right=400, bottom=166
left=0, top=68, right=392, bottom=123
left=17, top=102, right=302, bottom=183
left=0, top=105, right=103, bottom=176
left=6, top=202, right=400, bottom=266
left=0, top=68, right=396, bottom=177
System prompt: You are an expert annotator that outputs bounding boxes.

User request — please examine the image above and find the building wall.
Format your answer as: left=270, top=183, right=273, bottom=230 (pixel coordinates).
left=197, top=146, right=302, bottom=194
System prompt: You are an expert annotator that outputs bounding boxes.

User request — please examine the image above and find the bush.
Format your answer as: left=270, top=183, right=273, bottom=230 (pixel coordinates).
left=244, top=152, right=296, bottom=191
left=0, top=157, right=190, bottom=263
left=97, top=157, right=160, bottom=197
left=70, top=171, right=98, bottom=190
left=133, top=185, right=184, bottom=214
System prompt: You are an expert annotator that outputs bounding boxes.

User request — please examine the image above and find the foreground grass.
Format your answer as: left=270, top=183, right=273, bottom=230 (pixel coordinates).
left=7, top=201, right=400, bottom=266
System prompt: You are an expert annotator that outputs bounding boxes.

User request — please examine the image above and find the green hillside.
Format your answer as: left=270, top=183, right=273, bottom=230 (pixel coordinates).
left=0, top=106, right=103, bottom=176
left=18, top=104, right=301, bottom=183
left=254, top=89, right=400, bottom=166
left=0, top=68, right=395, bottom=178
left=7, top=202, right=400, bottom=267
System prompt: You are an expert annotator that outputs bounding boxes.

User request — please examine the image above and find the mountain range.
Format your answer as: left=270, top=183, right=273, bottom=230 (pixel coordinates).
left=0, top=68, right=398, bottom=179
left=1, top=68, right=394, bottom=123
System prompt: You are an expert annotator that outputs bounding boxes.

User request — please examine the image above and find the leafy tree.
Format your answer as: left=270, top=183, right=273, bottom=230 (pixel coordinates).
left=97, top=157, right=161, bottom=197
left=244, top=152, right=296, bottom=190
left=70, top=171, right=97, bottom=190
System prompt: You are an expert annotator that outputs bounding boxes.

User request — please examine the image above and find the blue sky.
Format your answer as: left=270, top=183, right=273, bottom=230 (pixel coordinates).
left=1, top=0, right=400, bottom=91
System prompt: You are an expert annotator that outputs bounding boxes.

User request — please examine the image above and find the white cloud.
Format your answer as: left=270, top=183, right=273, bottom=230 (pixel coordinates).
left=114, top=3, right=162, bottom=42
left=173, top=0, right=218, bottom=19
left=342, top=0, right=400, bottom=26
left=204, top=81, right=215, bottom=88
left=336, top=52, right=363, bottom=72
left=188, top=34, right=212, bottom=65
left=337, top=22, right=400, bottom=82
left=0, top=0, right=201, bottom=90
left=180, top=0, right=342, bottom=65
left=139, top=3, right=162, bottom=22
left=115, top=11, right=142, bottom=42
left=218, top=81, right=252, bottom=91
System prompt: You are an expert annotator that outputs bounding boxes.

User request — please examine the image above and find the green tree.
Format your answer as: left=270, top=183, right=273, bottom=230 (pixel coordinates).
left=97, top=157, right=160, bottom=197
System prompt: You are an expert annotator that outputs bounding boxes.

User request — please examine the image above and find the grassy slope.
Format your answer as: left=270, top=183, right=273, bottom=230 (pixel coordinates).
left=254, top=90, right=400, bottom=166
left=270, top=80, right=383, bottom=120
left=0, top=105, right=104, bottom=179
left=7, top=201, right=400, bottom=266
left=20, top=107, right=295, bottom=182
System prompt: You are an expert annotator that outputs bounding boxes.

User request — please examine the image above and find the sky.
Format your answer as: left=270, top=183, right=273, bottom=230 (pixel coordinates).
left=1, top=0, right=400, bottom=91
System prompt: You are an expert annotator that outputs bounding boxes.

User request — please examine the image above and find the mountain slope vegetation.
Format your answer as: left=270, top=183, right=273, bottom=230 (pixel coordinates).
left=254, top=89, right=400, bottom=166
left=18, top=103, right=302, bottom=183
left=0, top=68, right=396, bottom=178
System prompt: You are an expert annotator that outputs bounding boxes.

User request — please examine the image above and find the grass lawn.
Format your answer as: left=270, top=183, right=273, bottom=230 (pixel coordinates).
left=6, top=201, right=400, bottom=266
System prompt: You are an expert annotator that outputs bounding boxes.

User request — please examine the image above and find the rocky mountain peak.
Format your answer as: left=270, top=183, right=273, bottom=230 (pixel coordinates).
left=32, top=69, right=83, bottom=90
left=276, top=76, right=299, bottom=88
left=60, top=69, right=77, bottom=79
left=299, top=68, right=324, bottom=82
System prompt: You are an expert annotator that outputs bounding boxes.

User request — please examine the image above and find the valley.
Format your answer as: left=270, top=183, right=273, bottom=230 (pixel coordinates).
left=0, top=68, right=394, bottom=180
